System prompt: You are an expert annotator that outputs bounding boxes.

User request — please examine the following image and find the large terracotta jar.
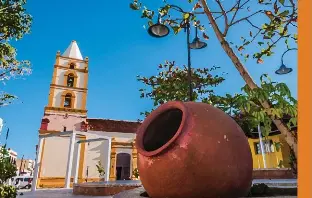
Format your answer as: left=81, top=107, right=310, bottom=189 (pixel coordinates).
left=136, top=101, right=252, bottom=198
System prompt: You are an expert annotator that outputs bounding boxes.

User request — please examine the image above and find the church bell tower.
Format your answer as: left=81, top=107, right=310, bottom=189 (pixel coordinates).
left=40, top=40, right=89, bottom=132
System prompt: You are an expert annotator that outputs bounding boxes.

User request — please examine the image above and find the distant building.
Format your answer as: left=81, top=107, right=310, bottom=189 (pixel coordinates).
left=7, top=148, right=17, bottom=165
left=16, top=159, right=35, bottom=176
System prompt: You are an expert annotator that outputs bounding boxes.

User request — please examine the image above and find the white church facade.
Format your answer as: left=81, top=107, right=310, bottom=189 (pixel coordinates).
left=37, top=41, right=140, bottom=188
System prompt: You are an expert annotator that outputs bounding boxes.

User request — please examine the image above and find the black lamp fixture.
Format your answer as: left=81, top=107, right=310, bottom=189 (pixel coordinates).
left=148, top=15, right=170, bottom=38
left=275, top=48, right=297, bottom=75
left=189, top=26, right=207, bottom=50
left=147, top=8, right=207, bottom=102
left=275, top=64, right=293, bottom=75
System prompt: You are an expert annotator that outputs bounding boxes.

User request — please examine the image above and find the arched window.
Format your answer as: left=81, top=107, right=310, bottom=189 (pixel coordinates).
left=69, top=63, right=75, bottom=69
left=64, top=94, right=72, bottom=108
left=67, top=74, right=75, bottom=87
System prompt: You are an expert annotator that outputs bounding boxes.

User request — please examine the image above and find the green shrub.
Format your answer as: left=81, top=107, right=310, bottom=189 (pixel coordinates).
left=96, top=161, right=105, bottom=177
left=133, top=168, right=139, bottom=179
left=0, top=147, right=17, bottom=198
left=0, top=147, right=17, bottom=184
left=0, top=185, right=17, bottom=198
left=248, top=183, right=269, bottom=196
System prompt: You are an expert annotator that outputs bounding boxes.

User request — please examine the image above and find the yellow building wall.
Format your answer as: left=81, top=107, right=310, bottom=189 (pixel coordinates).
left=248, top=134, right=291, bottom=169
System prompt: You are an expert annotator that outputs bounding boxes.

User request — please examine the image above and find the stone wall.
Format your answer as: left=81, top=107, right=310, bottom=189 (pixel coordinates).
left=252, top=168, right=296, bottom=179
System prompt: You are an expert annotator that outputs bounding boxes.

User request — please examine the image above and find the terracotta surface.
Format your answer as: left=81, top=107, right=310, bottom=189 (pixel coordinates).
left=136, top=101, right=253, bottom=198
left=253, top=169, right=296, bottom=179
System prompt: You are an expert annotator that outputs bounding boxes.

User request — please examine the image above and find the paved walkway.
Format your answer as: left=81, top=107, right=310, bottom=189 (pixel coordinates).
left=17, top=189, right=112, bottom=198
left=17, top=189, right=297, bottom=198
left=18, top=179, right=297, bottom=198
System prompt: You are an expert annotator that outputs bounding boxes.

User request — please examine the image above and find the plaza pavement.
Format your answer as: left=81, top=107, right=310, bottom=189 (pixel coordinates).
left=17, top=189, right=112, bottom=198
left=17, top=188, right=297, bottom=198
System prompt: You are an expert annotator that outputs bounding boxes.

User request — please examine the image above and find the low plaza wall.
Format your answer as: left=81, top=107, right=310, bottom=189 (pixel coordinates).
left=73, top=181, right=142, bottom=196
left=252, top=168, right=296, bottom=179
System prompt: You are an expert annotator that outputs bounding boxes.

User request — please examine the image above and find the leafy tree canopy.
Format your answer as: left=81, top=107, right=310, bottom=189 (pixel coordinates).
left=130, top=0, right=297, bottom=63
left=0, top=0, right=32, bottom=106
left=138, top=60, right=225, bottom=117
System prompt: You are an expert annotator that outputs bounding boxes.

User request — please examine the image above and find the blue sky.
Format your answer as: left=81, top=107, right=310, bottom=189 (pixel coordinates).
left=0, top=0, right=297, bottom=159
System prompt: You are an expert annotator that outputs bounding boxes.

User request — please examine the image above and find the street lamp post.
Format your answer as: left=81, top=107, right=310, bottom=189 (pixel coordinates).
left=275, top=48, right=297, bottom=75
left=186, top=22, right=193, bottom=101
left=147, top=5, right=207, bottom=101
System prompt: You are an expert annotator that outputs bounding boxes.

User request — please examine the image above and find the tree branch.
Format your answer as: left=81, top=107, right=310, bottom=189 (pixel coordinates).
left=230, top=0, right=252, bottom=23
left=216, top=0, right=229, bottom=36
left=250, top=29, right=262, bottom=44
left=230, top=10, right=264, bottom=26
left=290, top=22, right=297, bottom=28
left=193, top=11, right=223, bottom=14
left=202, top=0, right=253, bottom=33
left=239, top=0, right=251, bottom=9
left=229, top=0, right=241, bottom=25
left=245, top=19, right=261, bottom=30
left=0, top=68, right=21, bottom=78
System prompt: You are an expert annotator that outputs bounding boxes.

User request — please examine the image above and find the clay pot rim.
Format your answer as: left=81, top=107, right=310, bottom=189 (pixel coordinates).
left=136, top=101, right=188, bottom=157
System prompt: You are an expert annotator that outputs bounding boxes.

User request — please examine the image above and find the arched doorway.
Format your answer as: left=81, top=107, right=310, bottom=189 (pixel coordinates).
left=116, top=153, right=131, bottom=180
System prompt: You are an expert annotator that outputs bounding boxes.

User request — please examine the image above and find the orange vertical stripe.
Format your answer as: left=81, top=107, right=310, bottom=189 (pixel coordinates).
left=298, top=0, right=312, bottom=197
left=37, top=138, right=46, bottom=187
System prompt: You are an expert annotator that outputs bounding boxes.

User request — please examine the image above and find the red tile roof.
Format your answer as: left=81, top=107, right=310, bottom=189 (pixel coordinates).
left=86, top=119, right=141, bottom=133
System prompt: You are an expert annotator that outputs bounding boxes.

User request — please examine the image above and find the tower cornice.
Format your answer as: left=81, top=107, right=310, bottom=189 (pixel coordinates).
left=54, top=64, right=88, bottom=73
left=44, top=106, right=87, bottom=114
left=59, top=55, right=88, bottom=63
left=50, top=84, right=88, bottom=92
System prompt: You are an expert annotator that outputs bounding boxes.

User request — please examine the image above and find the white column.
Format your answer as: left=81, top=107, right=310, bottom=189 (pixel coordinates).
left=105, top=138, right=112, bottom=182
left=258, top=125, right=267, bottom=168
left=65, top=132, right=76, bottom=188
left=73, top=143, right=81, bottom=184
left=31, top=137, right=44, bottom=192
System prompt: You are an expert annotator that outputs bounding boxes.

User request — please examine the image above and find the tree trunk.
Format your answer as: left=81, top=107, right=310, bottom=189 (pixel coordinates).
left=200, top=0, right=298, bottom=159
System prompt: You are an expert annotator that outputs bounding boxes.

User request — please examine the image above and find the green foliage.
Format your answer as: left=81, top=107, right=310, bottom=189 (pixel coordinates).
left=208, top=74, right=297, bottom=137
left=130, top=0, right=297, bottom=64
left=0, top=147, right=17, bottom=198
left=0, top=147, right=17, bottom=185
left=0, top=93, right=16, bottom=107
left=137, top=60, right=225, bottom=116
left=132, top=168, right=139, bottom=179
left=0, top=0, right=32, bottom=107
left=289, top=148, right=297, bottom=175
left=95, top=161, right=105, bottom=177
left=274, top=141, right=281, bottom=152
left=248, top=183, right=269, bottom=197
left=248, top=182, right=297, bottom=196
left=277, top=160, right=284, bottom=168
left=0, top=185, right=17, bottom=198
